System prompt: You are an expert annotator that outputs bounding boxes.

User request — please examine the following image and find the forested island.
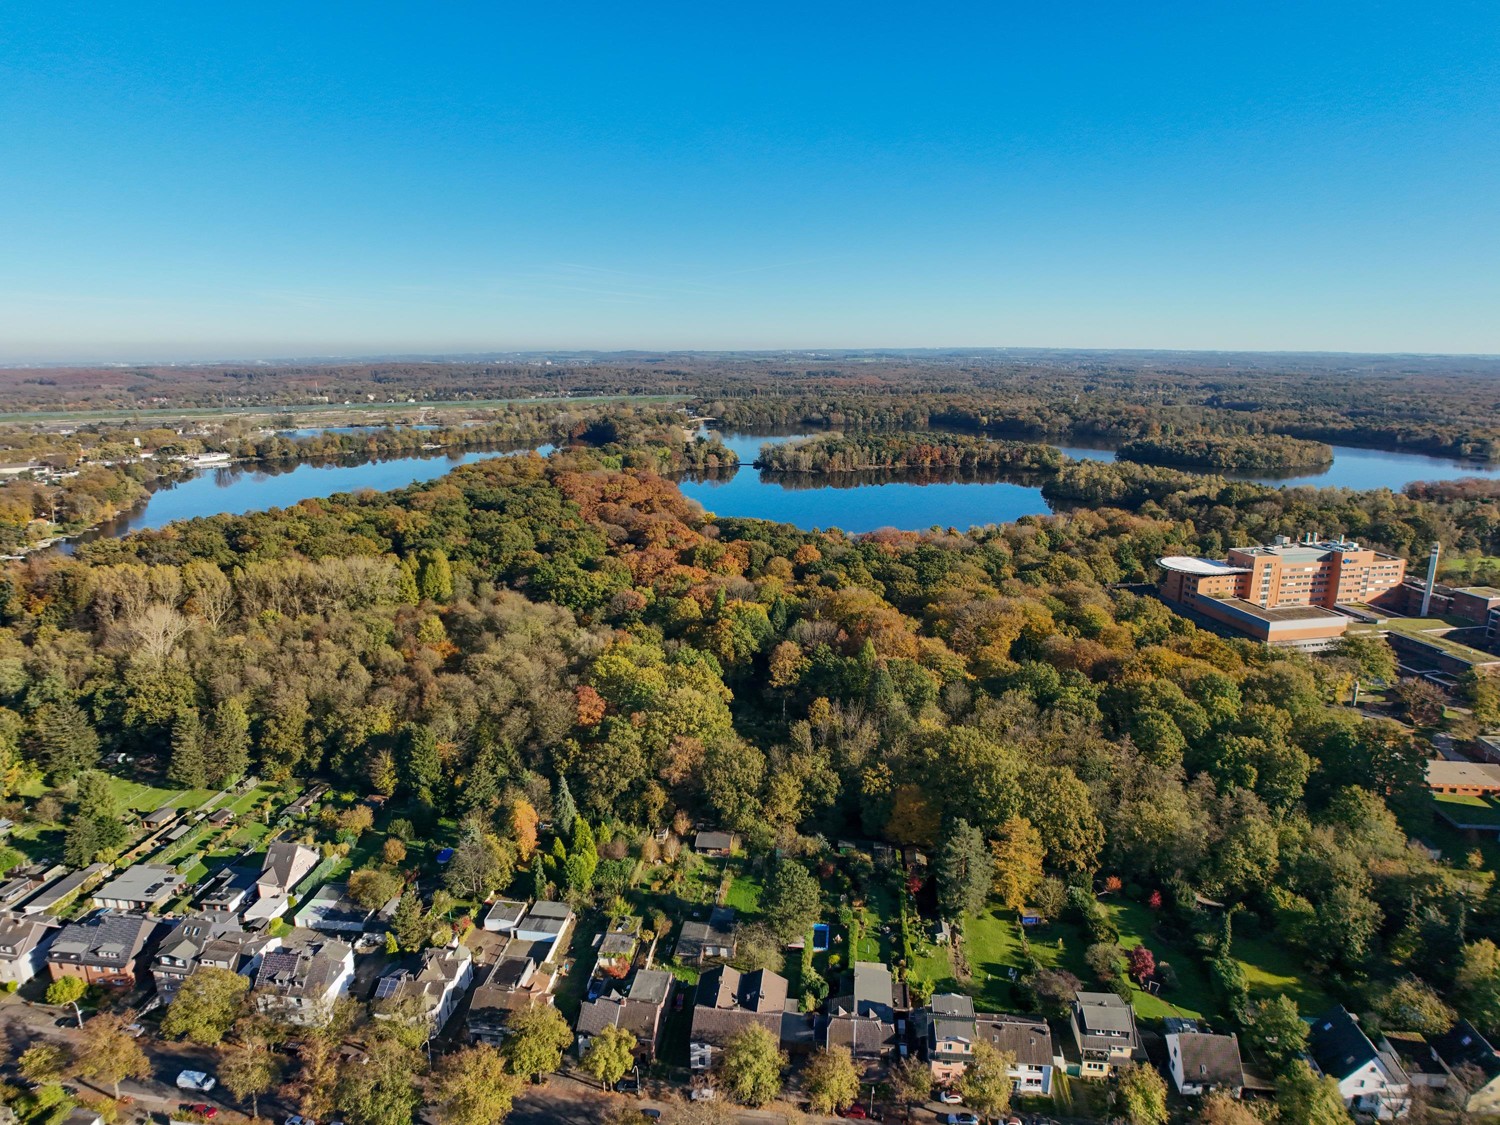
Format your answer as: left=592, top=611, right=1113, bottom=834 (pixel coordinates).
left=1115, top=435, right=1334, bottom=473
left=754, top=432, right=1063, bottom=474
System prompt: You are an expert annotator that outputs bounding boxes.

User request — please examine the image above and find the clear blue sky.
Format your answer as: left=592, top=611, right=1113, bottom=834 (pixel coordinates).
left=1, top=1, right=1497, bottom=360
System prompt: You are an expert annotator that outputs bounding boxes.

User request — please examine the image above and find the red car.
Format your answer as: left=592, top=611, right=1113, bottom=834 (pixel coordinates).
left=840, top=1107, right=869, bottom=1120
left=182, top=1105, right=217, bottom=1119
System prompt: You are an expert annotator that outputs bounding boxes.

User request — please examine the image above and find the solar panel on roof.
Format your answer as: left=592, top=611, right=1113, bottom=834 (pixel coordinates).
left=374, top=975, right=403, bottom=999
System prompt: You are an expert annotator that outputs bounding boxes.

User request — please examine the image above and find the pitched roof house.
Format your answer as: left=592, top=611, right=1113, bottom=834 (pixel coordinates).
left=244, top=842, right=319, bottom=924
left=47, top=912, right=161, bottom=989
left=373, top=945, right=475, bottom=1033
left=575, top=968, right=675, bottom=1061
left=1431, top=1020, right=1500, bottom=1115
left=914, top=994, right=1055, bottom=1096
left=1308, top=1006, right=1412, bottom=1121
left=826, top=961, right=904, bottom=1062
left=467, top=956, right=557, bottom=1043
left=693, top=831, right=734, bottom=856
left=689, top=966, right=789, bottom=1070
left=1070, top=992, right=1142, bottom=1077
left=150, top=912, right=280, bottom=1000
left=1165, top=1025, right=1246, bottom=1096
left=676, top=906, right=737, bottom=965
left=253, top=940, right=354, bottom=1024
left=0, top=911, right=61, bottom=986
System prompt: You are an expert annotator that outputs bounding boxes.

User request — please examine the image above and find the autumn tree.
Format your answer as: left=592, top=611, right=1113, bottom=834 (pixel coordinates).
left=338, top=1038, right=424, bottom=1125
left=76, top=1010, right=150, bottom=1097
left=430, top=1043, right=522, bottom=1125
left=581, top=1026, right=638, bottom=1090
left=1243, top=995, right=1309, bottom=1069
left=220, top=1039, right=281, bottom=1118
left=162, top=966, right=251, bottom=1044
left=504, top=1005, right=573, bottom=1082
left=990, top=815, right=1044, bottom=912
left=804, top=1045, right=860, bottom=1114
left=958, top=1040, right=1015, bottom=1119
left=1115, top=1062, right=1169, bottom=1125
left=1457, top=940, right=1500, bottom=1034
left=1275, top=1059, right=1354, bottom=1124
left=718, top=1023, right=784, bottom=1106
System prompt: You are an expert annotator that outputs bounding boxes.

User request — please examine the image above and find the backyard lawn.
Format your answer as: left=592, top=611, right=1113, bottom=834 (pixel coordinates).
left=106, top=778, right=216, bottom=813
left=1106, top=898, right=1214, bottom=1020
left=1235, top=933, right=1332, bottom=1012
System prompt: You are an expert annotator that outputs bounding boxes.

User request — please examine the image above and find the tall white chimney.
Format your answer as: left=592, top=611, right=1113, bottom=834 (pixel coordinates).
left=1420, top=543, right=1441, bottom=617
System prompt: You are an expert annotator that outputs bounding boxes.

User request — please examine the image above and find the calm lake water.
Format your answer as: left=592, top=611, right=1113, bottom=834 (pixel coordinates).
left=63, top=425, right=1500, bottom=544
left=70, top=446, right=549, bottom=546
left=676, top=429, right=1500, bottom=533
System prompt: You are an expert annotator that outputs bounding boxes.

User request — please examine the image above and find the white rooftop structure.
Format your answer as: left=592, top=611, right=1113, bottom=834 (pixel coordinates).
left=1157, top=556, right=1252, bottom=576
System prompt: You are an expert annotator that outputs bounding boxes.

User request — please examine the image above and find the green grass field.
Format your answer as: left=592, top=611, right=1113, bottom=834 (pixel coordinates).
left=1234, top=933, right=1332, bottom=1012
left=1433, top=791, right=1500, bottom=828
left=105, top=778, right=217, bottom=813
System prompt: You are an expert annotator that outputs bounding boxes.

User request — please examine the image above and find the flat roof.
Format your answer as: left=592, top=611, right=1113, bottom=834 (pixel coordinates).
left=1427, top=760, right=1500, bottom=788
left=1217, top=598, right=1346, bottom=623
left=1158, top=556, right=1251, bottom=577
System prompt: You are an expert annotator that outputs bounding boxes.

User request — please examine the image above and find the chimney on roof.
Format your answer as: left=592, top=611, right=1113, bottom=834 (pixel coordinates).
left=1421, top=542, right=1441, bottom=617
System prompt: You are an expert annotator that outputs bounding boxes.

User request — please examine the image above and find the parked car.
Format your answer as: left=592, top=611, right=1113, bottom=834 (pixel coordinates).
left=839, top=1106, right=870, bottom=1119
left=284, top=1116, right=315, bottom=1125
left=943, top=1115, right=980, bottom=1125
left=176, top=1071, right=217, bottom=1092
left=938, top=1089, right=963, bottom=1104
left=180, top=1105, right=217, bottom=1119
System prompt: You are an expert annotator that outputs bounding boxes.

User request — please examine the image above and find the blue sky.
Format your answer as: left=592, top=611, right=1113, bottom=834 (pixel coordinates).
left=1, top=1, right=1497, bottom=360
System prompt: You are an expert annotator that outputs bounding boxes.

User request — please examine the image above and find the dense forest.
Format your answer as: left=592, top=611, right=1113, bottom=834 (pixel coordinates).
left=754, top=432, right=1063, bottom=475
left=1, top=430, right=1496, bottom=1059
left=1115, top=435, right=1333, bottom=474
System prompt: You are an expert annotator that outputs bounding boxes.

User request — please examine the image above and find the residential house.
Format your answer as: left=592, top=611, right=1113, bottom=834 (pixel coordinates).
left=373, top=945, right=475, bottom=1034
left=515, top=901, right=575, bottom=952
left=20, top=864, right=110, bottom=917
left=575, top=968, right=674, bottom=1061
left=92, top=864, right=186, bottom=912
left=1432, top=1020, right=1500, bottom=1115
left=253, top=940, right=354, bottom=1024
left=196, top=867, right=257, bottom=914
left=825, top=961, right=904, bottom=1063
left=1308, top=1006, right=1411, bottom=1121
left=693, top=831, right=734, bottom=857
left=676, top=906, right=737, bottom=966
left=1380, top=1032, right=1450, bottom=1095
left=244, top=842, right=319, bottom=924
left=689, top=965, right=789, bottom=1070
left=1164, top=1022, right=1245, bottom=1097
left=0, top=865, right=67, bottom=911
left=150, top=912, right=280, bottom=1000
left=0, top=911, right=61, bottom=986
left=481, top=899, right=527, bottom=933
left=467, top=956, right=557, bottom=1043
left=914, top=994, right=1055, bottom=1096
left=142, top=807, right=178, bottom=830
left=47, top=912, right=161, bottom=989
left=595, top=915, right=642, bottom=979
left=294, top=883, right=378, bottom=934
left=1071, top=992, right=1142, bottom=1077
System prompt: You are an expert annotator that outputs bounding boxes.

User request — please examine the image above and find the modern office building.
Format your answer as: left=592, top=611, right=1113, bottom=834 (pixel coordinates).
left=1158, top=535, right=1407, bottom=649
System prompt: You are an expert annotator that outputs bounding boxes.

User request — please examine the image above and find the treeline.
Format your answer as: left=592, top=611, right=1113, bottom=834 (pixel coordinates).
left=1116, top=435, right=1333, bottom=473
left=755, top=432, right=1063, bottom=474
left=1042, top=458, right=1500, bottom=560
left=0, top=404, right=731, bottom=552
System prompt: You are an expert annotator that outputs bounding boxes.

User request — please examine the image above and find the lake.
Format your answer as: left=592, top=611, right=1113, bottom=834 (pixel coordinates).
left=676, top=429, right=1500, bottom=533
left=60, top=426, right=1500, bottom=544
left=67, top=446, right=550, bottom=547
